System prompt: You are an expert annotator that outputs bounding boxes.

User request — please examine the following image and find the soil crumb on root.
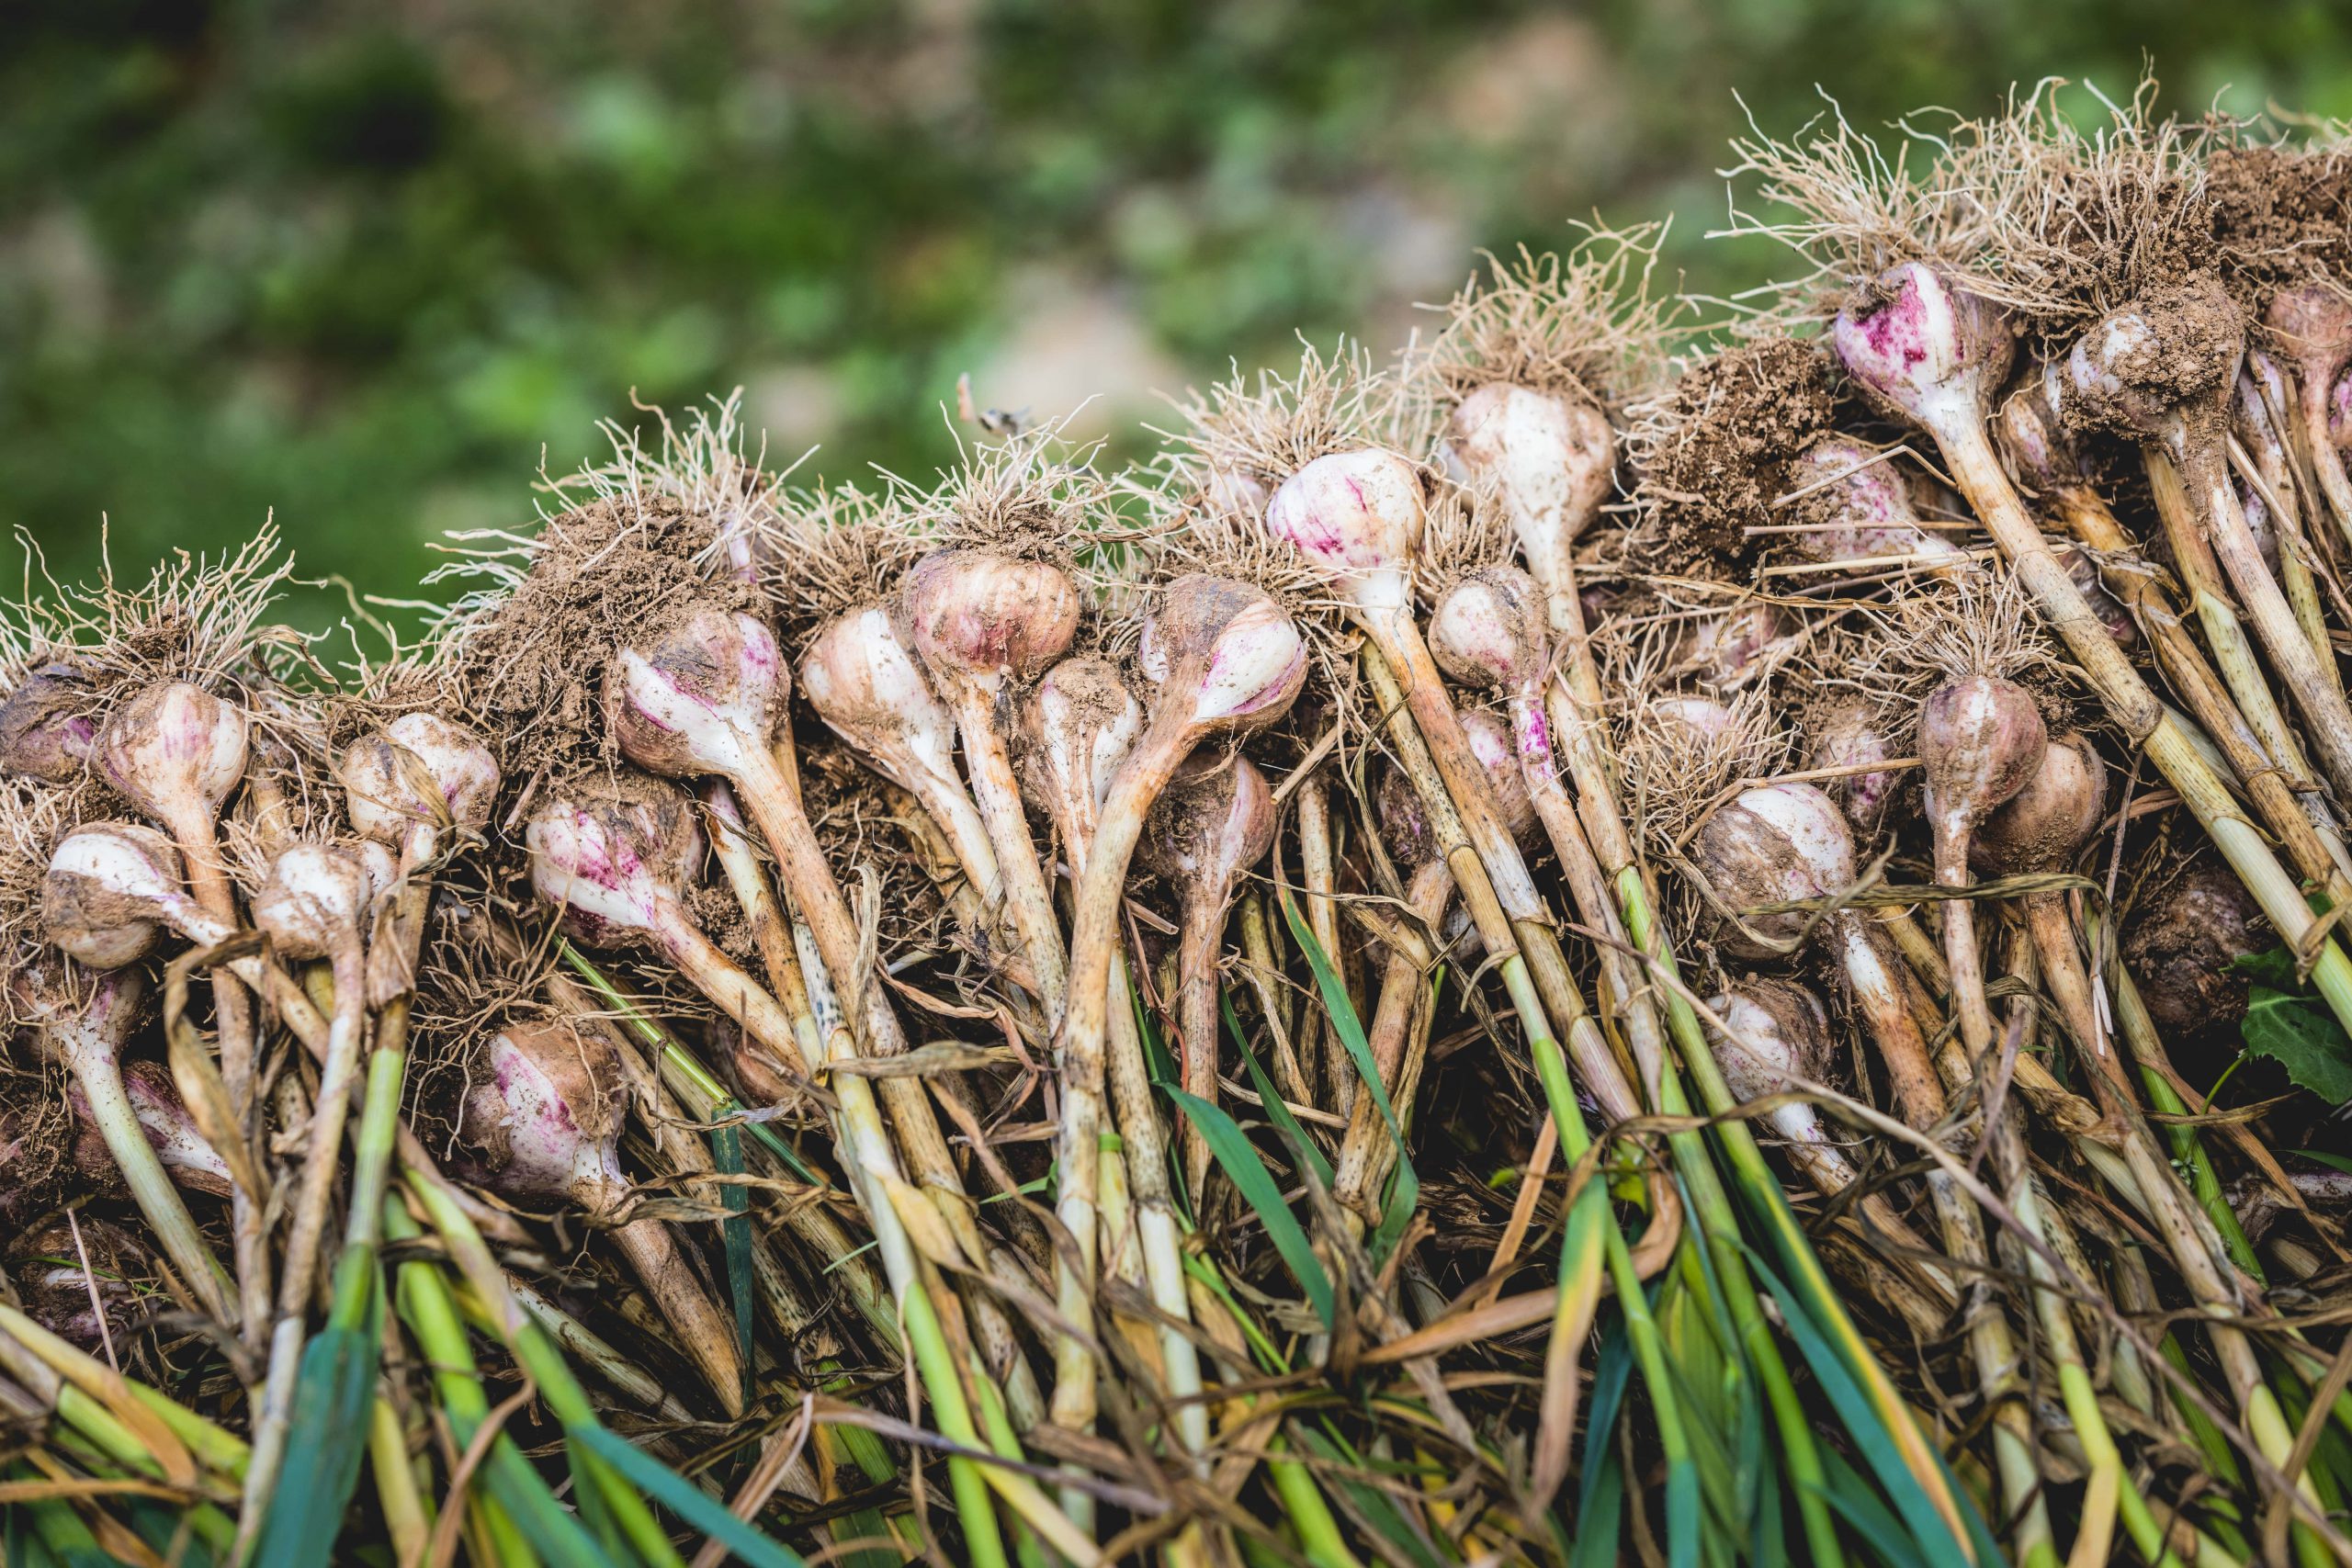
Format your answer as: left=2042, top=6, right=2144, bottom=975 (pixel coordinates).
left=2208, top=144, right=2352, bottom=299
left=1636, top=335, right=1846, bottom=573
left=438, top=497, right=755, bottom=783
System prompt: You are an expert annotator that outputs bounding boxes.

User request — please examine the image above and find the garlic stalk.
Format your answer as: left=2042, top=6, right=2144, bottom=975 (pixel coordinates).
left=242, top=840, right=381, bottom=1535
left=1142, top=750, right=1276, bottom=1200
left=13, top=962, right=231, bottom=1321
left=1018, top=656, right=1209, bottom=1457
left=898, top=548, right=1082, bottom=1019
left=799, top=604, right=1007, bottom=946
left=1055, top=575, right=1306, bottom=1442
left=2266, top=282, right=2352, bottom=550
left=1687, top=780, right=2052, bottom=1556
left=1916, top=672, right=2046, bottom=1060
left=96, top=679, right=267, bottom=1344
left=602, top=602, right=1032, bottom=1428
left=2066, top=285, right=2352, bottom=804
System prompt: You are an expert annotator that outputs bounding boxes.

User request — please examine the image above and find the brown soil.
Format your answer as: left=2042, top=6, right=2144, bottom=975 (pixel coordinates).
left=2207, top=144, right=2352, bottom=300
left=1637, top=335, right=1848, bottom=574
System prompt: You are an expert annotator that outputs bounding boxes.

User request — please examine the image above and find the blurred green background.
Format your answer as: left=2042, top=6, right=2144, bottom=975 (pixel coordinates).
left=6, top=0, right=2348, bottom=636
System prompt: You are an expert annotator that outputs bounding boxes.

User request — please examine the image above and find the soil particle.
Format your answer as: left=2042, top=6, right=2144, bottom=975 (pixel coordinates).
left=2207, top=144, right=2352, bottom=299
left=1638, top=336, right=1849, bottom=574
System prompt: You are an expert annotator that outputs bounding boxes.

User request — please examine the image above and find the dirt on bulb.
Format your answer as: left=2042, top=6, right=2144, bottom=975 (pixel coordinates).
left=1637, top=335, right=1848, bottom=574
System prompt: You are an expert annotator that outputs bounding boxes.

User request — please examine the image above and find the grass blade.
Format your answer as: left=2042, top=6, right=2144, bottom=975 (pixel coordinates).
left=569, top=1422, right=808, bottom=1568
left=1277, top=889, right=1419, bottom=1261
left=1165, top=1086, right=1335, bottom=1329
left=250, top=1249, right=381, bottom=1568
left=711, top=1122, right=758, bottom=1412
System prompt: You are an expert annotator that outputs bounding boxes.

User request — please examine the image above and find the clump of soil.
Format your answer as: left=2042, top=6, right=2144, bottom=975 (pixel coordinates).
left=1635, top=335, right=1848, bottom=574
left=2207, top=143, right=2352, bottom=299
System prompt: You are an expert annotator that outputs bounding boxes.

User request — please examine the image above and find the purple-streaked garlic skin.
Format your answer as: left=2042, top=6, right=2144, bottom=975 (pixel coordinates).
left=121, top=1059, right=232, bottom=1196
left=0, top=661, right=99, bottom=784
left=1021, top=658, right=1142, bottom=858
left=526, top=777, right=704, bottom=951
left=1262, top=449, right=1425, bottom=615
left=1785, top=436, right=1962, bottom=565
left=42, top=823, right=194, bottom=968
left=800, top=605, right=961, bottom=795
left=1446, top=383, right=1615, bottom=589
left=1995, top=364, right=2091, bottom=492
left=98, top=682, right=249, bottom=829
left=1807, top=699, right=1899, bottom=840
left=1918, top=675, right=2048, bottom=866
left=1832, top=263, right=2016, bottom=430
left=1971, top=730, right=2105, bottom=877
left=461, top=1021, right=630, bottom=1213
left=339, top=712, right=500, bottom=847
left=1461, top=708, right=1537, bottom=844
left=252, top=844, right=373, bottom=962
left=1136, top=576, right=1309, bottom=734
left=606, top=605, right=788, bottom=784
left=898, top=549, right=1083, bottom=697
left=1708, top=978, right=1835, bottom=1145
left=2233, top=485, right=2283, bottom=579
left=1145, top=752, right=1277, bottom=899
left=1690, top=784, right=1857, bottom=959
left=2333, top=369, right=2352, bottom=449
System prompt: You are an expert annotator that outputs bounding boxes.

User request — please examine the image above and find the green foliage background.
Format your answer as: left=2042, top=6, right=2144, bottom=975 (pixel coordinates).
left=5, top=0, right=2347, bottom=634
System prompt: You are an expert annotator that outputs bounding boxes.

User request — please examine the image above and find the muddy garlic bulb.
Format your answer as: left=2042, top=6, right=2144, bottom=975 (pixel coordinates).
left=526, top=776, right=704, bottom=953
left=251, top=844, right=374, bottom=964
left=1708, top=980, right=1839, bottom=1152
left=42, top=822, right=192, bottom=968
left=2123, top=862, right=2268, bottom=1057
left=1682, top=602, right=1788, bottom=690
left=1833, top=263, right=2016, bottom=433
left=800, top=604, right=1004, bottom=907
left=898, top=549, right=1084, bottom=705
left=339, top=712, right=500, bottom=854
left=1919, top=676, right=2047, bottom=875
left=1689, top=784, right=1858, bottom=960
left=0, top=660, right=99, bottom=784
left=1264, top=449, right=1424, bottom=621
left=801, top=606, right=963, bottom=807
left=1971, top=731, right=2105, bottom=879
left=605, top=604, right=789, bottom=786
left=10, top=1218, right=140, bottom=1349
left=1806, top=700, right=1900, bottom=840
left=97, top=682, right=250, bottom=840
left=1785, top=437, right=1964, bottom=567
